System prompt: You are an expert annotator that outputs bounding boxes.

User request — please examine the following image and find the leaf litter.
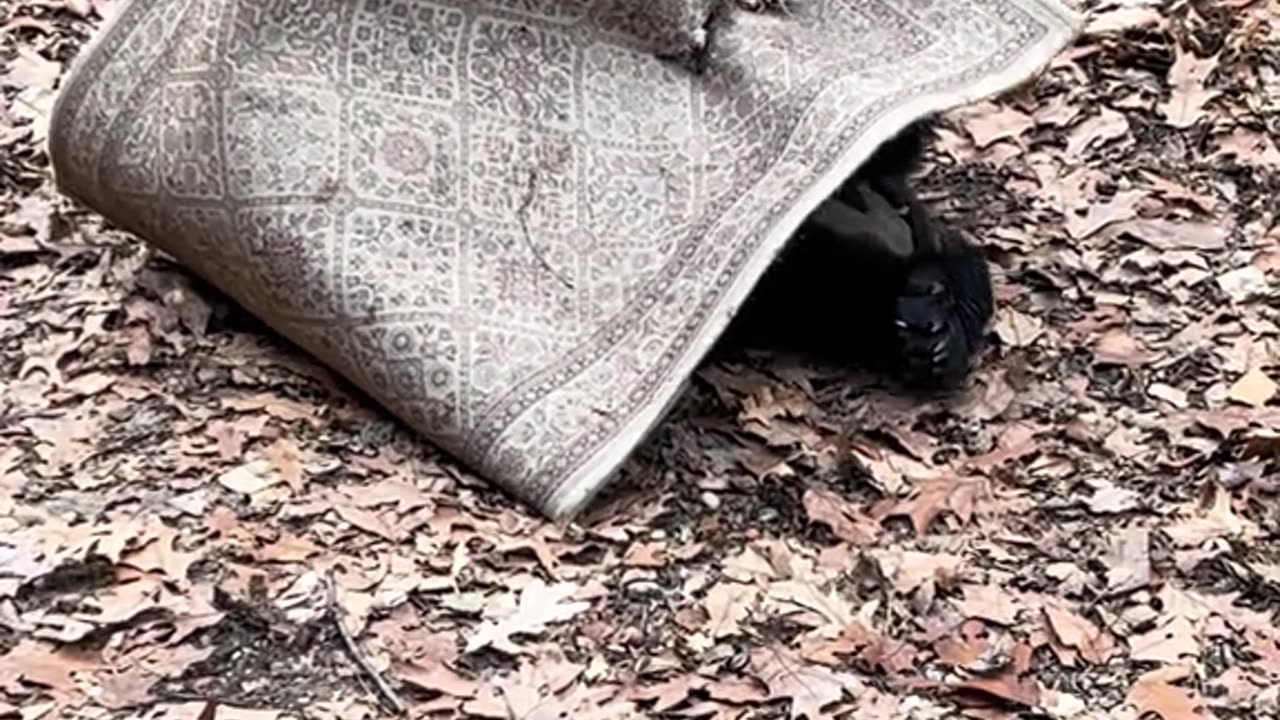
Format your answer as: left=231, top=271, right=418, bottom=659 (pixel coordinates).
left=3, top=0, right=1280, bottom=719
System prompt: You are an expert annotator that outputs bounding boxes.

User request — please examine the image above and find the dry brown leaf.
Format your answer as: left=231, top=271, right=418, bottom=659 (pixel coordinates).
left=216, top=460, right=281, bottom=496
left=704, top=582, right=756, bottom=639
left=867, top=548, right=963, bottom=595
left=705, top=677, right=769, bottom=705
left=1212, top=126, right=1280, bottom=167
left=859, top=634, right=918, bottom=675
left=876, top=476, right=986, bottom=536
left=393, top=659, right=479, bottom=698
left=1127, top=666, right=1207, bottom=720
left=0, top=640, right=102, bottom=693
left=1149, top=382, right=1189, bottom=409
left=465, top=579, right=591, bottom=653
left=626, top=676, right=706, bottom=713
left=1, top=47, right=60, bottom=93
left=262, top=438, right=306, bottom=492
left=1113, top=218, right=1228, bottom=251
left=221, top=393, right=319, bottom=423
left=737, top=384, right=811, bottom=427
left=721, top=542, right=790, bottom=584
left=956, top=583, right=1023, bottom=626
left=1138, top=172, right=1217, bottom=213
left=765, top=578, right=854, bottom=630
left=1032, top=92, right=1080, bottom=127
left=955, top=370, right=1017, bottom=421
left=751, top=646, right=858, bottom=720
left=1160, top=44, right=1219, bottom=128
left=1104, top=526, right=1151, bottom=595
left=1087, top=480, right=1141, bottom=514
left=963, top=103, right=1036, bottom=148
left=1129, top=616, right=1199, bottom=664
left=1228, top=368, right=1277, bottom=407
left=1066, top=189, right=1144, bottom=240
left=332, top=504, right=400, bottom=542
left=121, top=524, right=201, bottom=582
left=255, top=532, right=322, bottom=564
left=802, top=488, right=879, bottom=545
left=1085, top=6, right=1164, bottom=33
left=933, top=618, right=999, bottom=669
left=952, top=670, right=1042, bottom=709
left=1093, top=329, right=1157, bottom=367
left=1164, top=483, right=1260, bottom=547
left=993, top=307, right=1044, bottom=348
left=622, top=541, right=668, bottom=568
left=1043, top=605, right=1113, bottom=664
left=800, top=623, right=873, bottom=667
left=1065, top=108, right=1129, bottom=158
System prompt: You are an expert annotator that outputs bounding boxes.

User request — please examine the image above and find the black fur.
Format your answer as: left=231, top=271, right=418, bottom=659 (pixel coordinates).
left=725, top=120, right=993, bottom=390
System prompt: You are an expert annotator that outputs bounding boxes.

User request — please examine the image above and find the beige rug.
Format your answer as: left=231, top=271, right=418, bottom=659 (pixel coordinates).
left=49, top=0, right=1080, bottom=520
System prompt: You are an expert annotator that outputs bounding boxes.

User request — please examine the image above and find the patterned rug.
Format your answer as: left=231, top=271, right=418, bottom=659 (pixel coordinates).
left=50, top=0, right=1080, bottom=519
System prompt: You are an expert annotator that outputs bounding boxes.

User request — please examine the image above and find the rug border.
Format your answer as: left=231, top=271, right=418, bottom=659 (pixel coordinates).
left=544, top=0, right=1084, bottom=519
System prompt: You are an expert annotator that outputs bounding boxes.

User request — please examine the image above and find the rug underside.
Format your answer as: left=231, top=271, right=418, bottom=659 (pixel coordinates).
left=49, top=0, right=1081, bottom=519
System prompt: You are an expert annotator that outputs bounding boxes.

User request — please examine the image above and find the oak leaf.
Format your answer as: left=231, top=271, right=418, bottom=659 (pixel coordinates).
left=465, top=580, right=591, bottom=653
left=751, top=647, right=858, bottom=719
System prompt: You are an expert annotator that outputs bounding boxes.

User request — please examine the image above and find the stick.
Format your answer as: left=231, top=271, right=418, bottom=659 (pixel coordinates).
left=516, top=169, right=575, bottom=290
left=326, top=569, right=407, bottom=715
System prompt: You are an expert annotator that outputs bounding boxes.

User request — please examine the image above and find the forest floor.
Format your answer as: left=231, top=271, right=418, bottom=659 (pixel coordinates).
left=3, top=1, right=1280, bottom=719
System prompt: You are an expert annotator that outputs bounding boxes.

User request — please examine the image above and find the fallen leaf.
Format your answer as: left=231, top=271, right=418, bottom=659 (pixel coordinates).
left=963, top=103, right=1036, bottom=148
left=765, top=578, right=854, bottom=629
left=262, top=439, right=306, bottom=492
left=704, top=582, right=756, bottom=639
left=622, top=541, right=669, bottom=568
left=1104, top=526, right=1151, bottom=595
left=1087, top=481, right=1141, bottom=514
left=752, top=647, right=858, bottom=720
left=1127, top=666, right=1207, bottom=720
left=1212, top=126, right=1280, bottom=168
left=216, top=460, right=280, bottom=495
left=1164, top=483, right=1260, bottom=547
left=1129, top=616, right=1199, bottom=664
left=876, top=476, right=986, bottom=536
left=394, top=659, right=479, bottom=698
left=956, top=583, right=1023, bottom=626
left=626, top=676, right=706, bottom=714
left=1149, top=382, right=1189, bottom=409
left=1093, top=329, right=1157, bottom=367
left=1085, top=6, right=1164, bottom=34
left=705, top=677, right=768, bottom=705
left=867, top=548, right=963, bottom=595
left=994, top=308, right=1044, bottom=348
left=1215, top=266, right=1269, bottom=302
left=1065, top=108, right=1129, bottom=158
left=952, top=670, right=1041, bottom=708
left=0, top=640, right=102, bottom=694
left=721, top=543, right=788, bottom=584
left=1, top=47, right=60, bottom=93
left=1160, top=44, right=1219, bottom=128
left=1043, top=605, right=1113, bottom=664
left=332, top=504, right=400, bottom=542
left=1228, top=368, right=1277, bottom=407
left=465, top=579, right=591, bottom=653
left=1066, top=189, right=1144, bottom=239
left=1114, top=218, right=1228, bottom=250
left=802, top=488, right=879, bottom=545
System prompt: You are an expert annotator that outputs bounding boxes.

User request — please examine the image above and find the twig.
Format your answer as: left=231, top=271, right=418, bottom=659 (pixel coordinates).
left=326, top=569, right=407, bottom=716
left=516, top=169, right=575, bottom=290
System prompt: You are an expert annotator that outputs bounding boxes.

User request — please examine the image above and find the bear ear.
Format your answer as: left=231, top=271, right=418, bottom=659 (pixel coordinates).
left=805, top=190, right=915, bottom=261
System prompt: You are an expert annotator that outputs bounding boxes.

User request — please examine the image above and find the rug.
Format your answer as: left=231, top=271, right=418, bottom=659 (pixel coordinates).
left=49, top=0, right=1080, bottom=520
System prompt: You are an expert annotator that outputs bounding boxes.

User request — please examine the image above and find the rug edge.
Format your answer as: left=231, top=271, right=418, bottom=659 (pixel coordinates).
left=543, top=0, right=1086, bottom=521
